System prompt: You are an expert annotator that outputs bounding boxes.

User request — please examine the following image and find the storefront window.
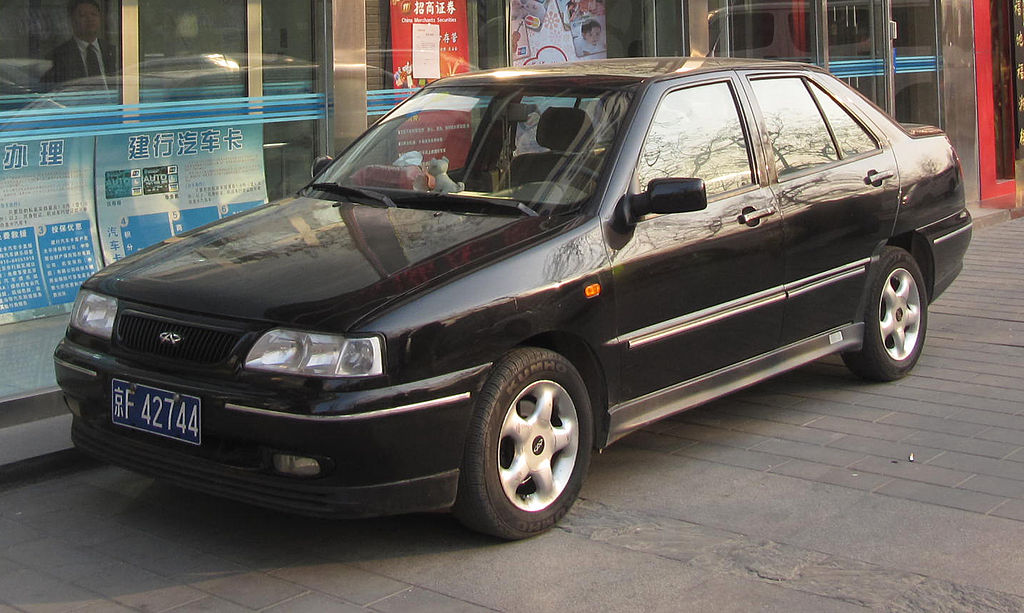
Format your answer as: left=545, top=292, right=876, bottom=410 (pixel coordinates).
left=706, top=0, right=818, bottom=63
left=1, top=0, right=327, bottom=401
left=139, top=0, right=246, bottom=102
left=827, top=1, right=887, bottom=108
left=892, top=0, right=941, bottom=127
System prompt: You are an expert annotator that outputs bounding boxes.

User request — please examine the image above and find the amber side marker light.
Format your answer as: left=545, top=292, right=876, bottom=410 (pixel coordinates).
left=584, top=283, right=602, bottom=299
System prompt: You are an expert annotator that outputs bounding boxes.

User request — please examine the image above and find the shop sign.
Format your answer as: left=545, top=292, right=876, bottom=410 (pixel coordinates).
left=0, top=137, right=99, bottom=323
left=510, top=0, right=606, bottom=66
left=389, top=0, right=472, bottom=88
left=94, top=125, right=268, bottom=263
left=1015, top=0, right=1024, bottom=157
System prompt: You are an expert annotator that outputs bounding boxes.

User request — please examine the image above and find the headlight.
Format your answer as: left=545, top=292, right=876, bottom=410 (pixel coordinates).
left=244, top=329, right=385, bottom=377
left=70, top=290, right=118, bottom=340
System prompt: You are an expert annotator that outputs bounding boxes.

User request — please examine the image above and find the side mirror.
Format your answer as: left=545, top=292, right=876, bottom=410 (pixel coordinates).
left=628, top=178, right=708, bottom=221
left=311, top=155, right=334, bottom=178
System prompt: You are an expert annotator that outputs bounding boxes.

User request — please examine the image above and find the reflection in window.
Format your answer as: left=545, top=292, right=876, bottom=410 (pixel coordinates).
left=0, top=0, right=122, bottom=109
left=637, top=81, right=753, bottom=197
left=751, top=78, right=837, bottom=177
left=139, top=0, right=246, bottom=102
left=809, top=82, right=878, bottom=158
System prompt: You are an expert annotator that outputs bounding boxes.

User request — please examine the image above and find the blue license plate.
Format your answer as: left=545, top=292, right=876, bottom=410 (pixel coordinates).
left=111, top=379, right=201, bottom=445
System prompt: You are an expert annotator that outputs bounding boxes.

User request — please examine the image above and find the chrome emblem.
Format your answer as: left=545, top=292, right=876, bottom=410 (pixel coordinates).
left=159, top=331, right=183, bottom=346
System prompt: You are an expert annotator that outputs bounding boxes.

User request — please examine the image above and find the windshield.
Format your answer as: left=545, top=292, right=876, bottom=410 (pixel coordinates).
left=319, top=82, right=634, bottom=215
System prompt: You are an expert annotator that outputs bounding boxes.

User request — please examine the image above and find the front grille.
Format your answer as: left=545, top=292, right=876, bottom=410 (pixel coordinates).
left=116, top=312, right=241, bottom=364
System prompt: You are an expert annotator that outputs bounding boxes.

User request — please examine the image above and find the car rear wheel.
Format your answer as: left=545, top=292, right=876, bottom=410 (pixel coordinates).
left=454, top=347, right=592, bottom=539
left=842, top=246, right=928, bottom=381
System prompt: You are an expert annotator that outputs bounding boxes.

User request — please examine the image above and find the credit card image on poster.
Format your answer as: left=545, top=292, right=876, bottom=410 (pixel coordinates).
left=511, top=22, right=532, bottom=62
left=511, top=0, right=548, bottom=30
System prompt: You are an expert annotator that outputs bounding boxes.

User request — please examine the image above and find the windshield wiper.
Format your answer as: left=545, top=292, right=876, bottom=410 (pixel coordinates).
left=394, top=191, right=539, bottom=217
left=308, top=182, right=396, bottom=208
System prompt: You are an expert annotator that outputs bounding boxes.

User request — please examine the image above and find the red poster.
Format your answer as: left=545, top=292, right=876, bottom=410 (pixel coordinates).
left=390, top=0, right=472, bottom=89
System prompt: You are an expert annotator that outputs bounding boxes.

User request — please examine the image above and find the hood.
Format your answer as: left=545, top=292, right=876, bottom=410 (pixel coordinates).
left=90, top=197, right=552, bottom=331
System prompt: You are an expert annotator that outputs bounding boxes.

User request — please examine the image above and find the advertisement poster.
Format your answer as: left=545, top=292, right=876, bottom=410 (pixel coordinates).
left=0, top=136, right=100, bottom=322
left=511, top=0, right=606, bottom=67
left=390, top=0, right=472, bottom=88
left=94, top=124, right=268, bottom=263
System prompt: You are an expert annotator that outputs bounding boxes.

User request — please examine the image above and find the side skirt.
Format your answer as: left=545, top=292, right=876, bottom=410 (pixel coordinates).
left=603, top=323, right=864, bottom=447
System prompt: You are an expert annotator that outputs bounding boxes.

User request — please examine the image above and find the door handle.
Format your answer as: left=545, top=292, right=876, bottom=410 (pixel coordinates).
left=737, top=205, right=777, bottom=227
left=865, top=169, right=895, bottom=186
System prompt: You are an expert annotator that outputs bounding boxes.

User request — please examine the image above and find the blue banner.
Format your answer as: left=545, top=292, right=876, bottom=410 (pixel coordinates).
left=0, top=136, right=99, bottom=322
left=94, top=124, right=267, bottom=262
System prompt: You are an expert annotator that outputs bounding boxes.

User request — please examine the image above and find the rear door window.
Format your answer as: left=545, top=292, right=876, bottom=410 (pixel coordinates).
left=750, top=77, right=838, bottom=178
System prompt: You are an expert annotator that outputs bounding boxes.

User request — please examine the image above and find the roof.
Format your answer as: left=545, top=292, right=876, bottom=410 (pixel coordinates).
left=433, top=57, right=818, bottom=88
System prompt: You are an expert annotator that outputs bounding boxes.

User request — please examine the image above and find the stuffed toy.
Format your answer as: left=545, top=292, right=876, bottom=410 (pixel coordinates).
left=426, top=157, right=464, bottom=194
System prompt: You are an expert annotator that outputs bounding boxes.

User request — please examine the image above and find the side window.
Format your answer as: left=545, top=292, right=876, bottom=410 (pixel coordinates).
left=750, top=77, right=837, bottom=177
left=637, top=81, right=754, bottom=198
left=808, top=82, right=879, bottom=158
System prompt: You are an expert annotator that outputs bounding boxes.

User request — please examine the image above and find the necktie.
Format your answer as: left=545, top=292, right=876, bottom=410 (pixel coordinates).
left=85, top=43, right=102, bottom=77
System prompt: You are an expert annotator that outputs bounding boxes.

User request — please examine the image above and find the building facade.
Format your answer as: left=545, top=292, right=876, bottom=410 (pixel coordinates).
left=0, top=0, right=1018, bottom=406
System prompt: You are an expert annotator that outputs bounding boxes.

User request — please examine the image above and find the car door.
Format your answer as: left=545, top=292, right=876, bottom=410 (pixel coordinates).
left=744, top=73, right=901, bottom=345
left=610, top=77, right=785, bottom=402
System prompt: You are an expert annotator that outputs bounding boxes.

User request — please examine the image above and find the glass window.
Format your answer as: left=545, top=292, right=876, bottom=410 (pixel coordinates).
left=637, top=81, right=754, bottom=197
left=809, top=82, right=878, bottom=158
left=751, top=77, right=837, bottom=177
left=323, top=83, right=633, bottom=213
left=138, top=0, right=246, bottom=102
left=706, top=0, right=817, bottom=63
left=1, top=0, right=122, bottom=108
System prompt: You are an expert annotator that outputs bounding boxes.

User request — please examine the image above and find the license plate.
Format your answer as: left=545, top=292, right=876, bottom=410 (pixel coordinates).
left=111, top=379, right=201, bottom=445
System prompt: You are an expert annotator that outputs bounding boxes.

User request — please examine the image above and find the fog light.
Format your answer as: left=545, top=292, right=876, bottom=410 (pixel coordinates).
left=272, top=453, right=321, bottom=477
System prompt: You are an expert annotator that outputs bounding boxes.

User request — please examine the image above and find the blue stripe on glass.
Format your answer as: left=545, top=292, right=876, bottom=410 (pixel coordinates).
left=828, top=55, right=939, bottom=79
left=0, top=94, right=327, bottom=142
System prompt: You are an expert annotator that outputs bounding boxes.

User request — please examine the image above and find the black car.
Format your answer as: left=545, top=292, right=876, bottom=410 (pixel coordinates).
left=55, top=58, right=971, bottom=539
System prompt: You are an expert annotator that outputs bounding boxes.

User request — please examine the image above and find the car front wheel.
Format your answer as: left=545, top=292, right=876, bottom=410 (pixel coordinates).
left=842, top=246, right=928, bottom=381
left=454, top=347, right=593, bottom=539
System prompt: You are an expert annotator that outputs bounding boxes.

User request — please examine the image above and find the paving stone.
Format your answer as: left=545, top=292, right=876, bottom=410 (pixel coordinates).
left=975, top=427, right=1024, bottom=447
left=887, top=577, right=1024, bottom=612
left=874, top=479, right=1006, bottom=514
left=561, top=499, right=738, bottom=563
left=270, top=561, right=411, bottom=606
left=0, top=517, right=41, bottom=549
left=767, top=459, right=893, bottom=491
left=848, top=456, right=973, bottom=487
left=263, top=591, right=365, bottom=613
left=370, top=587, right=493, bottom=613
left=617, top=429, right=696, bottom=453
left=0, top=567, right=104, bottom=613
left=72, top=561, right=207, bottom=612
left=662, top=422, right=773, bottom=449
left=956, top=475, right=1024, bottom=499
left=948, top=408, right=1024, bottom=430
left=827, top=434, right=942, bottom=464
left=749, top=438, right=866, bottom=467
left=672, top=442, right=790, bottom=472
left=926, top=452, right=1024, bottom=482
left=988, top=499, right=1024, bottom=522
left=159, top=595, right=252, bottom=612
left=191, top=571, right=308, bottom=610
left=878, top=413, right=989, bottom=437
left=901, top=430, right=1021, bottom=460
left=806, top=415, right=917, bottom=441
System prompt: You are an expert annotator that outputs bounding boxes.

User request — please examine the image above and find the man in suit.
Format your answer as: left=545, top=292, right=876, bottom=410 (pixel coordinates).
left=41, top=0, right=117, bottom=88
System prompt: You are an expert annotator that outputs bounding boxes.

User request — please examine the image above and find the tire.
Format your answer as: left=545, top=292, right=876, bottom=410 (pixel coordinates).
left=454, top=347, right=593, bottom=539
left=842, top=246, right=928, bottom=381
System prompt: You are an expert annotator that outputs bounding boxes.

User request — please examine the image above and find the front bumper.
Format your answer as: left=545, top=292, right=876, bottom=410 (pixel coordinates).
left=55, top=338, right=490, bottom=518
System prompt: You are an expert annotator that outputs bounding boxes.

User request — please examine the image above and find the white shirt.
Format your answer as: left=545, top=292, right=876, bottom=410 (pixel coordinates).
left=75, top=37, right=107, bottom=85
